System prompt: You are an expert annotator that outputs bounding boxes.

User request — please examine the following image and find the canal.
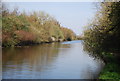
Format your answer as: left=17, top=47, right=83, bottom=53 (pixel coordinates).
left=2, top=40, right=104, bottom=79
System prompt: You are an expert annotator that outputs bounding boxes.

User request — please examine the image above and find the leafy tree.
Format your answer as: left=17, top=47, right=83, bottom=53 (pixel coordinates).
left=84, top=2, right=120, bottom=55
left=2, top=4, right=76, bottom=47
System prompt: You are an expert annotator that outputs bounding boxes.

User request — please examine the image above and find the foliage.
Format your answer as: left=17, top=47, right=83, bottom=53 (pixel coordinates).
left=84, top=2, right=120, bottom=55
left=2, top=5, right=76, bottom=47
left=83, top=2, right=120, bottom=79
left=60, top=27, right=76, bottom=41
left=99, top=53, right=120, bottom=80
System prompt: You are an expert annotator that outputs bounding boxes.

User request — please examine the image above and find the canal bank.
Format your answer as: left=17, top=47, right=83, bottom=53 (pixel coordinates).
left=98, top=52, right=120, bottom=80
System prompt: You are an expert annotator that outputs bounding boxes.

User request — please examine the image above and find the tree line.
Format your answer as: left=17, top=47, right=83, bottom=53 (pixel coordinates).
left=2, top=4, right=77, bottom=47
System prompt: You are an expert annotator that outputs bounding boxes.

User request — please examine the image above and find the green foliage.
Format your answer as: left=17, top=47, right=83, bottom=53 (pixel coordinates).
left=2, top=5, right=76, bottom=47
left=99, top=62, right=120, bottom=79
left=84, top=2, right=120, bottom=54
left=83, top=2, right=120, bottom=79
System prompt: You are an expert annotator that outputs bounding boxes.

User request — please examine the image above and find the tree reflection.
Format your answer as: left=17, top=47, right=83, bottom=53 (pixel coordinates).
left=2, top=43, right=70, bottom=73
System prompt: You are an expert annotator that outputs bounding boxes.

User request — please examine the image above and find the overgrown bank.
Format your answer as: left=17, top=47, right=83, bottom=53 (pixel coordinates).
left=2, top=4, right=77, bottom=47
left=83, top=2, right=120, bottom=80
left=98, top=52, right=120, bottom=80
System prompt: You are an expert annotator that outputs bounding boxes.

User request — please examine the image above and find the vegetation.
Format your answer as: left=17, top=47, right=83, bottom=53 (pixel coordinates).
left=60, top=27, right=76, bottom=41
left=2, top=5, right=76, bottom=47
left=83, top=2, right=120, bottom=80
left=0, top=2, right=2, bottom=46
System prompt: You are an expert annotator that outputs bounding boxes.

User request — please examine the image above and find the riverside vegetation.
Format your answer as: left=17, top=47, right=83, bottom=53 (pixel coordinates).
left=83, top=2, right=120, bottom=80
left=2, top=5, right=77, bottom=47
left=2, top=2, right=120, bottom=80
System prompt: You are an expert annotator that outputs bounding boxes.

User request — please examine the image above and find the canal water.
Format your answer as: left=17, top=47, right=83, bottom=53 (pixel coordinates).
left=2, top=40, right=104, bottom=79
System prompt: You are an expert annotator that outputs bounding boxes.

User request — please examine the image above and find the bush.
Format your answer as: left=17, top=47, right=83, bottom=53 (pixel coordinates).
left=2, top=5, right=76, bottom=47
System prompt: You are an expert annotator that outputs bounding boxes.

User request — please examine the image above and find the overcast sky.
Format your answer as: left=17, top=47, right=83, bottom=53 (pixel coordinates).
left=5, top=2, right=97, bottom=35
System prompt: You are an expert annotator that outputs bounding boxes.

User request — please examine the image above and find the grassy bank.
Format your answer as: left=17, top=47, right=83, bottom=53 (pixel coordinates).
left=2, top=4, right=77, bottom=47
left=98, top=52, right=120, bottom=80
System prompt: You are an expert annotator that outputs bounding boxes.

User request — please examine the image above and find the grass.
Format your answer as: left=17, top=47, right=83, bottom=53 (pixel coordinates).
left=98, top=52, right=120, bottom=80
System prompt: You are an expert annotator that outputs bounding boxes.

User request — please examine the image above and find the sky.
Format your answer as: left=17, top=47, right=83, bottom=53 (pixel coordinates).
left=5, top=2, right=97, bottom=35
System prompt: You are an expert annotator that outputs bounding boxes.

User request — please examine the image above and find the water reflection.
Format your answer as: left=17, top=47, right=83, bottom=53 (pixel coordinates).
left=2, top=41, right=104, bottom=79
